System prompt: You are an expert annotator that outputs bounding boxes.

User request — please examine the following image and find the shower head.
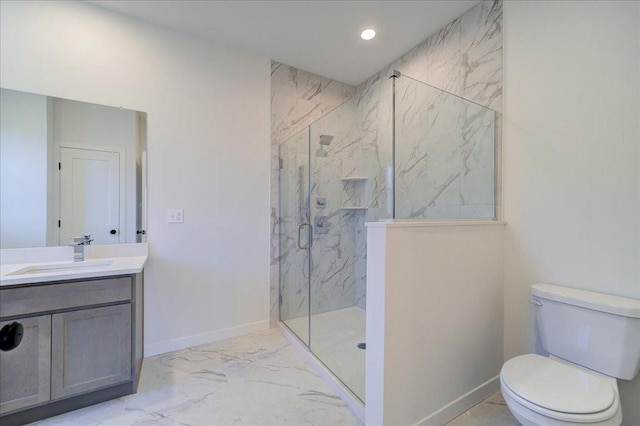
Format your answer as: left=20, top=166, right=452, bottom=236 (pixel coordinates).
left=319, top=135, right=334, bottom=146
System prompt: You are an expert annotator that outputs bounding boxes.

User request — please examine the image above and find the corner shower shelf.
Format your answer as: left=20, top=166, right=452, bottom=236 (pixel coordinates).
left=341, top=176, right=368, bottom=181
left=340, top=207, right=368, bottom=210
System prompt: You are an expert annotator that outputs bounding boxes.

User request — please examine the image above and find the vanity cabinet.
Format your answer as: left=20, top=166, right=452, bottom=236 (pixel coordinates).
left=0, top=274, right=143, bottom=425
left=0, top=315, right=51, bottom=413
left=51, top=304, right=132, bottom=399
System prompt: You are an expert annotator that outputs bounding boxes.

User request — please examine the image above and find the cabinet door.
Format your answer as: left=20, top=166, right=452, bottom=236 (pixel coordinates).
left=51, top=304, right=131, bottom=399
left=0, top=315, right=51, bottom=414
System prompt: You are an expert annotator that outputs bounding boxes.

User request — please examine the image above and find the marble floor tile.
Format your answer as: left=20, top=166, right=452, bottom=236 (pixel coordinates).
left=29, top=326, right=516, bottom=426
left=285, top=306, right=366, bottom=401
left=30, top=328, right=362, bottom=426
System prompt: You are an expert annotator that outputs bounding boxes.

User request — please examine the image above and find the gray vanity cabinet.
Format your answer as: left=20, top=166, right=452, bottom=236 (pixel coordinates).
left=0, top=274, right=143, bottom=426
left=0, top=315, right=51, bottom=414
left=51, top=304, right=132, bottom=399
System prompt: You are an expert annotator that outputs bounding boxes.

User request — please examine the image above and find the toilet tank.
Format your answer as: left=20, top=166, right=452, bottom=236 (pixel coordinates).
left=531, top=283, right=640, bottom=380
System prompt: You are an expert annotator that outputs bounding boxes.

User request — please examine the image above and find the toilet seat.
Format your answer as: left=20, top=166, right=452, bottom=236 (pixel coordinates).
left=500, top=354, right=619, bottom=423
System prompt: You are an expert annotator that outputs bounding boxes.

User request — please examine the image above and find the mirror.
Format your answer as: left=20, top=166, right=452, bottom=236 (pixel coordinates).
left=0, top=88, right=147, bottom=249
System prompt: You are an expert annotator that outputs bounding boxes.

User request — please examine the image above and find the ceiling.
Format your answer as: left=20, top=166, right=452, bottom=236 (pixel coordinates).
left=88, top=1, right=480, bottom=86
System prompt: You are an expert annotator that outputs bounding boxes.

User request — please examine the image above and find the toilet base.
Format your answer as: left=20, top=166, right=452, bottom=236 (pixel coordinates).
left=501, top=384, right=622, bottom=426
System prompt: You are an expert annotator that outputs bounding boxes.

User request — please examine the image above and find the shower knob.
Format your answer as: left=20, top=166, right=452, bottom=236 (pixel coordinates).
left=0, top=322, right=24, bottom=352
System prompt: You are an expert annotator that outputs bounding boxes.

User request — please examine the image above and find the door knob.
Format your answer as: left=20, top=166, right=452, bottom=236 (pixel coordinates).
left=136, top=230, right=146, bottom=235
left=0, top=322, right=24, bottom=352
left=110, top=229, right=117, bottom=235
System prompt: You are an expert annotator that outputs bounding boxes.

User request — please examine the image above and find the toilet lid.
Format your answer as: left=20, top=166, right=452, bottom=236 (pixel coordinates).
left=501, top=354, right=615, bottom=414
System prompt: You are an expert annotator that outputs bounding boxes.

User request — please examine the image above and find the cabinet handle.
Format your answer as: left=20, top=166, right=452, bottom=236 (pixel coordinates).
left=0, top=322, right=24, bottom=351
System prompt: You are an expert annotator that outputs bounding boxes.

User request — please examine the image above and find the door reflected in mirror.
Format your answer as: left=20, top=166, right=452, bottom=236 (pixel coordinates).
left=0, top=88, right=147, bottom=249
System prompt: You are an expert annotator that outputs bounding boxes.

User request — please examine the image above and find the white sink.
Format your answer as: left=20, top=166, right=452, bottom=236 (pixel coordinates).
left=7, top=259, right=114, bottom=276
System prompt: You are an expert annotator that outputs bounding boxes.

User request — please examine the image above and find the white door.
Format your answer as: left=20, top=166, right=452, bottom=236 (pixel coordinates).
left=59, top=147, right=121, bottom=245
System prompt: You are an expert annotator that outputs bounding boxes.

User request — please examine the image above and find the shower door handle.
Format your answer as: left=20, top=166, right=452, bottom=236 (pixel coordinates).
left=298, top=223, right=311, bottom=250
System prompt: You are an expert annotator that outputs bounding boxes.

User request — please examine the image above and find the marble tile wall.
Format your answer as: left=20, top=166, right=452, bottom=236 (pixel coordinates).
left=271, top=62, right=355, bottom=147
left=357, top=0, right=503, bottom=219
left=309, top=99, right=368, bottom=315
left=394, top=77, right=495, bottom=218
left=278, top=129, right=311, bottom=324
left=271, top=64, right=356, bottom=324
left=271, top=0, right=503, bottom=324
left=279, top=94, right=379, bottom=319
left=277, top=76, right=395, bottom=320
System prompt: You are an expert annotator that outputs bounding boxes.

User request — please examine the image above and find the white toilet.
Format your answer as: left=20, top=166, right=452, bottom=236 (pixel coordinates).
left=500, top=283, right=640, bottom=426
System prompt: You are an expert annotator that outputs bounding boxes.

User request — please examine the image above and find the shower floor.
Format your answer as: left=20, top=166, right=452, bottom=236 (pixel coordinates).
left=284, top=306, right=366, bottom=401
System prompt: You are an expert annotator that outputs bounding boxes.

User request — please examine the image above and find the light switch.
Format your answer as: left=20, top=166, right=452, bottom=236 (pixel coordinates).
left=167, top=209, right=183, bottom=223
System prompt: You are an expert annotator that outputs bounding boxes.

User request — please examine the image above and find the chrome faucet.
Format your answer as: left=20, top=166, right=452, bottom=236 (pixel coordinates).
left=69, top=235, right=94, bottom=261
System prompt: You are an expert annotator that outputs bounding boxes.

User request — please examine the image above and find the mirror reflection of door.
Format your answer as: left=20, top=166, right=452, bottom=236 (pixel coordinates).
left=59, top=147, right=123, bottom=245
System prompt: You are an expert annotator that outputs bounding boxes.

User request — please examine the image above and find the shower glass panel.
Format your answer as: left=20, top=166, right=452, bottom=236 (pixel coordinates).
left=279, top=77, right=393, bottom=403
left=307, top=77, right=393, bottom=402
left=394, top=75, right=496, bottom=219
left=308, top=96, right=366, bottom=400
left=278, top=73, right=495, bottom=405
left=279, top=128, right=311, bottom=345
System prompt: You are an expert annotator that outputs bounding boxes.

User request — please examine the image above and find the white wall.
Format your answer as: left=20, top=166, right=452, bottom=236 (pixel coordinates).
left=503, top=1, right=640, bottom=423
left=366, top=222, right=505, bottom=426
left=0, top=89, right=49, bottom=248
left=0, top=1, right=271, bottom=355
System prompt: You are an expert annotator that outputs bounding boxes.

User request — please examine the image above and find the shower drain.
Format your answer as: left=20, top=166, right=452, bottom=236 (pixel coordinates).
left=357, top=343, right=366, bottom=350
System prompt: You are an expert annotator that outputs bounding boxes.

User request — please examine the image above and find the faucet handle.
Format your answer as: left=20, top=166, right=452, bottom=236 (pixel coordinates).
left=71, top=235, right=93, bottom=245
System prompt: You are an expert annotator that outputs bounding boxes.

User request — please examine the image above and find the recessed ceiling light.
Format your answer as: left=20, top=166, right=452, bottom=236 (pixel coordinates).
left=361, top=29, right=376, bottom=41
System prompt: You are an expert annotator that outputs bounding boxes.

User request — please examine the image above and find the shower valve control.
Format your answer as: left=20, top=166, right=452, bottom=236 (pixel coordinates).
left=315, top=216, right=330, bottom=234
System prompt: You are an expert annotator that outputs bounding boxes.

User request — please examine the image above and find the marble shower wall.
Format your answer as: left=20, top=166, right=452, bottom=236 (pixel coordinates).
left=278, top=93, right=381, bottom=318
left=271, top=62, right=355, bottom=146
left=278, top=129, right=311, bottom=324
left=277, top=77, right=394, bottom=319
left=395, top=77, right=495, bottom=218
left=271, top=63, right=356, bottom=324
left=357, top=0, right=502, bottom=219
left=309, top=99, right=362, bottom=315
left=306, top=77, right=395, bottom=314
left=271, top=0, right=503, bottom=324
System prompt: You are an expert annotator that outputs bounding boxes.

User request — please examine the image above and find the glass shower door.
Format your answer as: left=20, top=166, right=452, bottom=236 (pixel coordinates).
left=279, top=129, right=311, bottom=344
left=307, top=96, right=369, bottom=402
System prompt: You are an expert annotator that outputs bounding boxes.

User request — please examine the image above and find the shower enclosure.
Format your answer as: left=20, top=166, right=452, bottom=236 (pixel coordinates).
left=278, top=73, right=496, bottom=402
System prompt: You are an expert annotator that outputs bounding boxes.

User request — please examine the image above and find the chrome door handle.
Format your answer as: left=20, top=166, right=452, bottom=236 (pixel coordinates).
left=298, top=223, right=311, bottom=250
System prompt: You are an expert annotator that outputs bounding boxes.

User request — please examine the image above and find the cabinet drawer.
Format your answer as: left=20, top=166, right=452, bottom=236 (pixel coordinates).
left=0, top=278, right=131, bottom=318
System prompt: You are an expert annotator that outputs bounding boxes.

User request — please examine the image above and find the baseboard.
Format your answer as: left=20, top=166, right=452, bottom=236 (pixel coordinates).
left=413, top=376, right=500, bottom=426
left=144, top=320, right=270, bottom=356
left=278, top=322, right=365, bottom=423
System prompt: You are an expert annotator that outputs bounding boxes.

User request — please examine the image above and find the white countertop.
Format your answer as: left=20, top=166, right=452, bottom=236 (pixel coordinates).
left=0, top=243, right=148, bottom=287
